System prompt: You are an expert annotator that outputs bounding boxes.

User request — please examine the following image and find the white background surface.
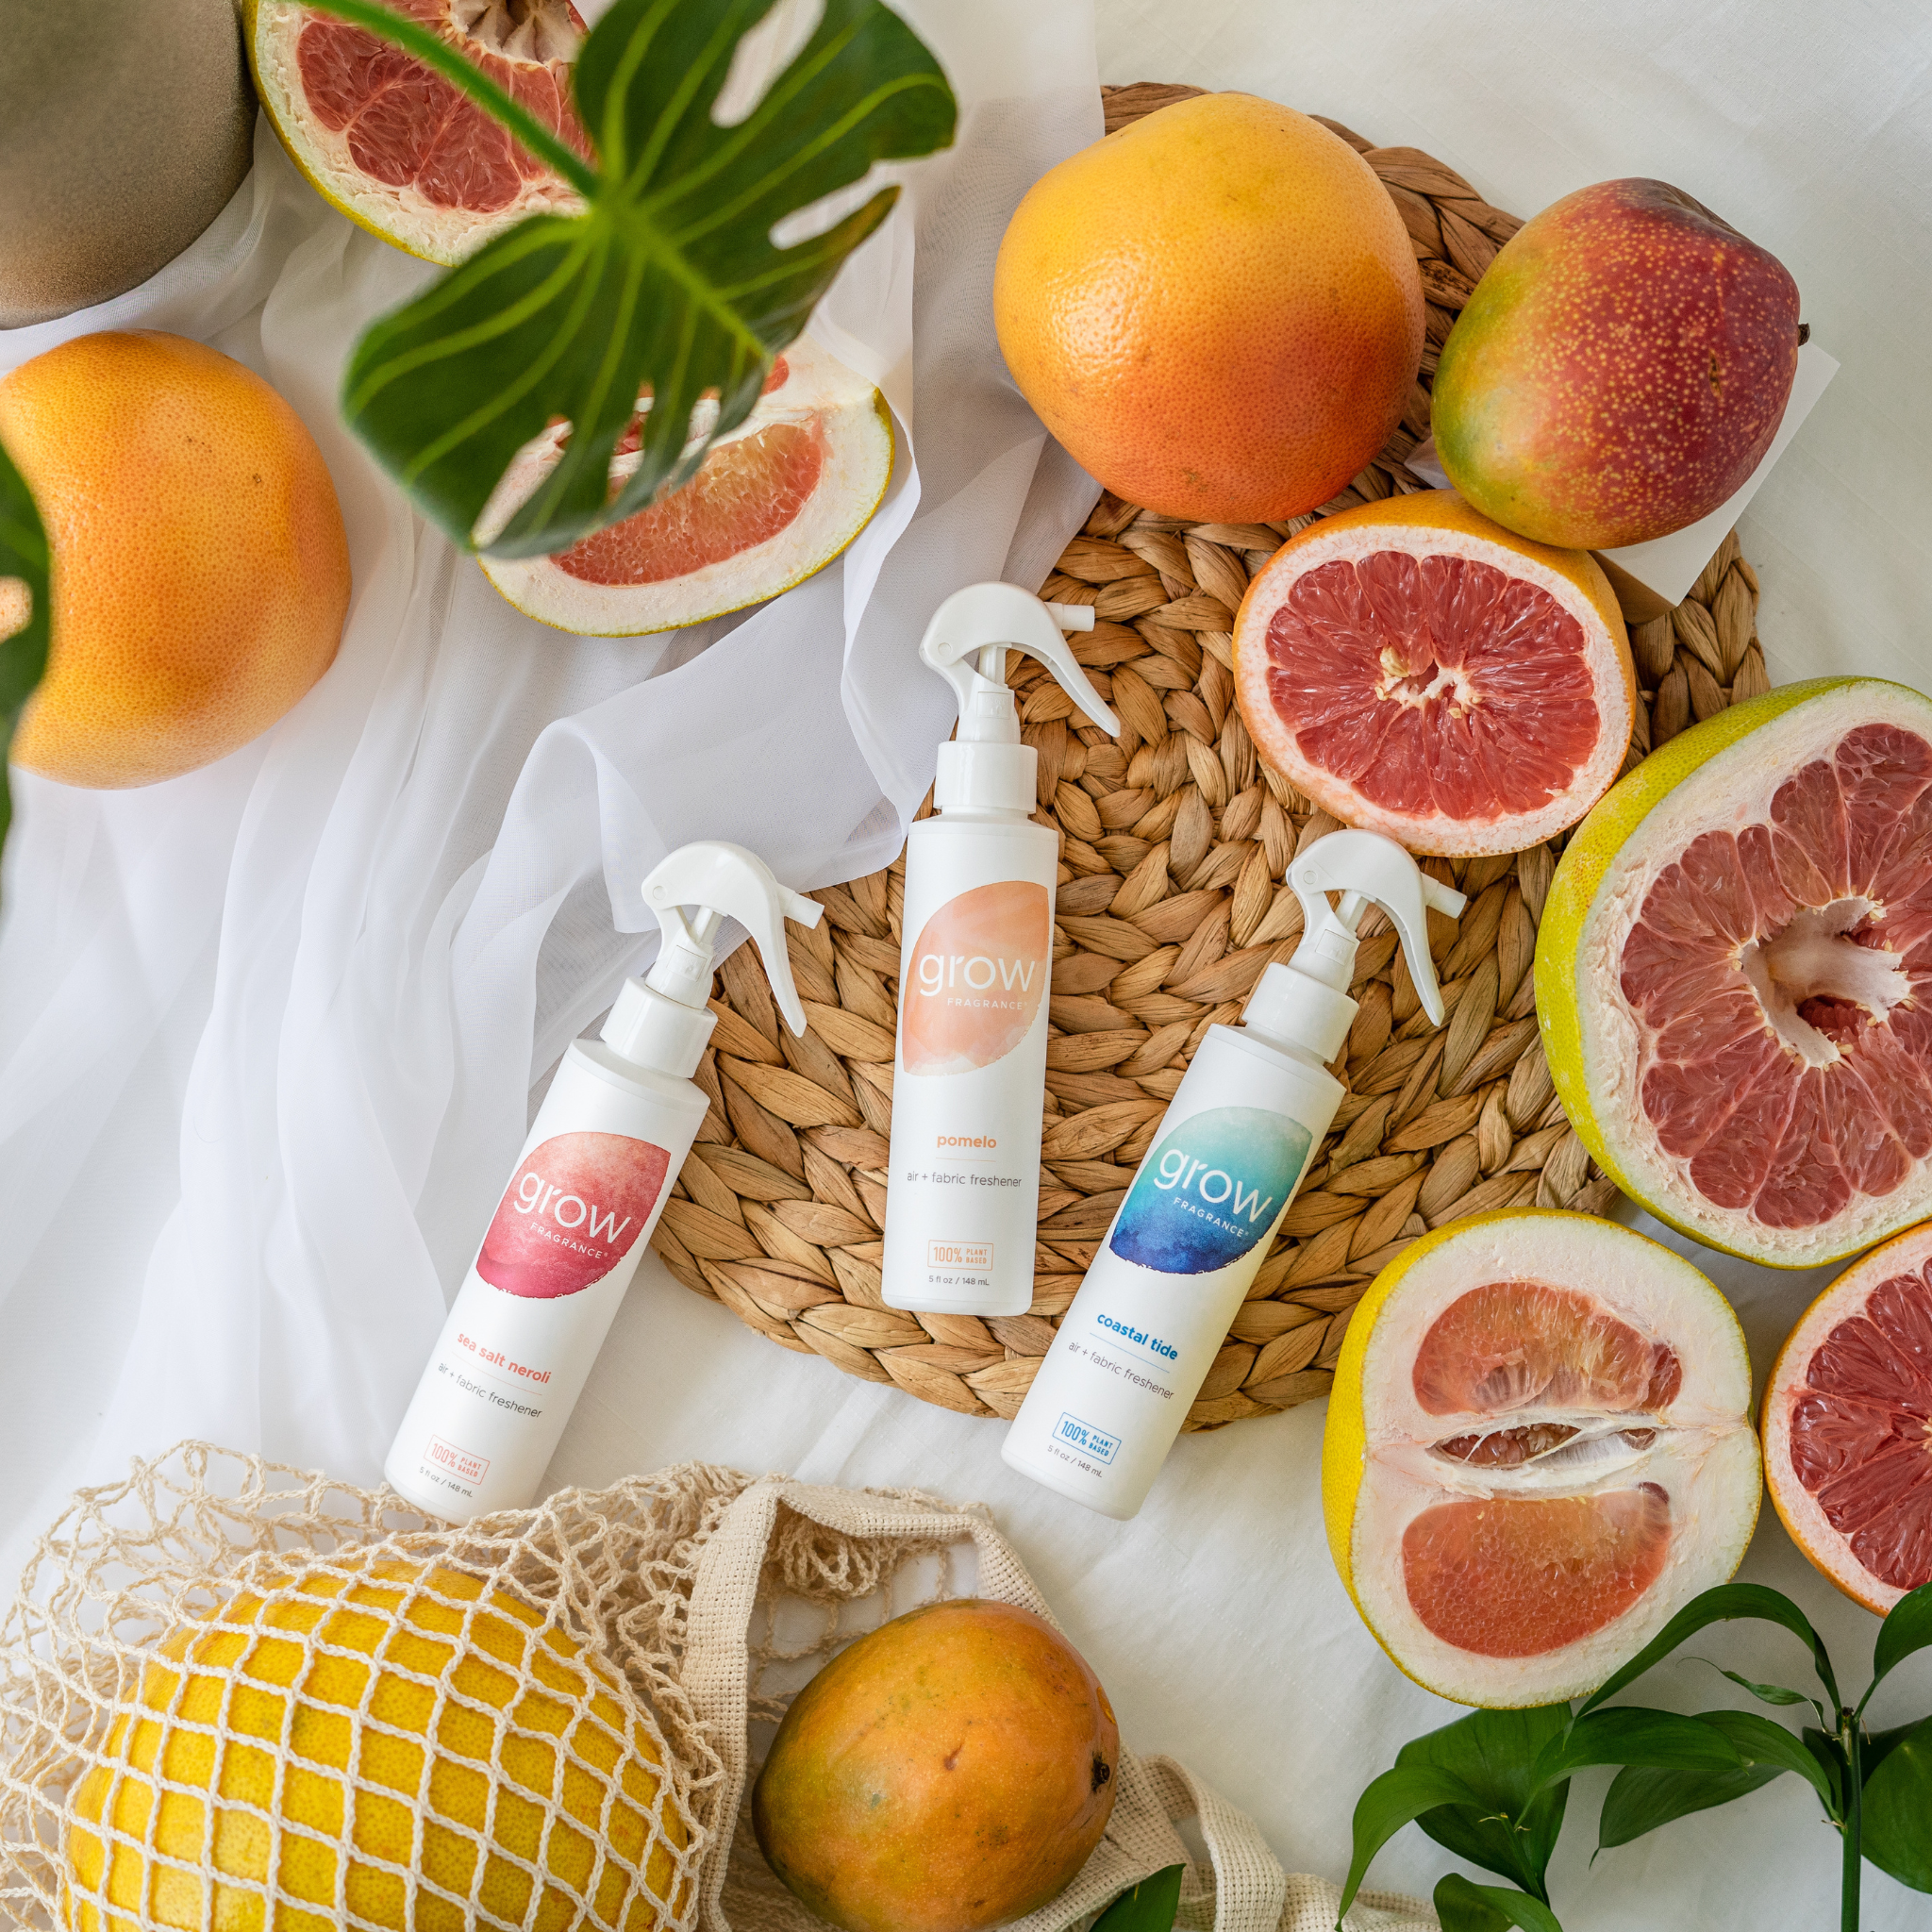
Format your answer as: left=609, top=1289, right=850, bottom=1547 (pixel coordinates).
left=4, top=4, right=1931, bottom=1929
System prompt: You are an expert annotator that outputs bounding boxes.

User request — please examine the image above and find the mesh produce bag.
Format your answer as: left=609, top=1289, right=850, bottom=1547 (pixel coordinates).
left=0, top=1445, right=1435, bottom=1932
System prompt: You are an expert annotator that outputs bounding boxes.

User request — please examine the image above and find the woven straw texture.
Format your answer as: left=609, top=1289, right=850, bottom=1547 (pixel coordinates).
left=647, top=85, right=1774, bottom=1429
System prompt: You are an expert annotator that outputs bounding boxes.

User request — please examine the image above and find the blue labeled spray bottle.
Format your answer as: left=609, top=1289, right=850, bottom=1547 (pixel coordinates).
left=1001, top=829, right=1464, bottom=1518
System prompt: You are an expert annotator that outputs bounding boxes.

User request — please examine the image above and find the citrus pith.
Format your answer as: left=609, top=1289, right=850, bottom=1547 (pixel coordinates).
left=1232, top=491, right=1633, bottom=856
left=475, top=336, right=893, bottom=636
left=246, top=0, right=591, bottom=266
left=1536, top=677, right=1932, bottom=1269
left=1324, top=1208, right=1759, bottom=1707
left=1763, top=1219, right=1932, bottom=1614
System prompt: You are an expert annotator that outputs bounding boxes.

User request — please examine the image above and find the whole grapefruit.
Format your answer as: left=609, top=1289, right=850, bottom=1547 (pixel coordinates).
left=0, top=330, right=349, bottom=789
left=993, top=92, right=1424, bottom=524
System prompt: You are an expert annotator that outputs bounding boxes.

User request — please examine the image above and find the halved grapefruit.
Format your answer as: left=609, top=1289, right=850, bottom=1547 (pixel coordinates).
left=1323, top=1208, right=1760, bottom=1706
left=475, top=335, right=894, bottom=636
left=1538, top=678, right=1932, bottom=1270
left=1763, top=1220, right=1932, bottom=1613
left=246, top=0, right=591, bottom=264
left=1231, top=491, right=1634, bottom=858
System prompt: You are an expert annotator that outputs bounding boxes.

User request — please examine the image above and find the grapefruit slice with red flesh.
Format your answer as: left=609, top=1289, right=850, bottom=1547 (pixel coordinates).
left=247, top=0, right=591, bottom=264
left=1539, top=677, right=1932, bottom=1269
left=1231, top=491, right=1634, bottom=857
left=475, top=335, right=894, bottom=636
left=1323, top=1208, right=1759, bottom=1706
left=1763, top=1220, right=1932, bottom=1613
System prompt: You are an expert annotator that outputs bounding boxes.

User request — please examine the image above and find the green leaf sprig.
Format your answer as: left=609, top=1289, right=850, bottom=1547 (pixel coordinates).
left=1090, top=1863, right=1186, bottom=1932
left=0, top=432, right=51, bottom=856
left=1338, top=1580, right=1932, bottom=1932
left=305, top=0, right=956, bottom=560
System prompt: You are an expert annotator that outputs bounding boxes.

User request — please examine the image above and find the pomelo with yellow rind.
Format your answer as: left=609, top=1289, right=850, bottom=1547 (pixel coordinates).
left=62, top=1557, right=690, bottom=1932
left=474, top=336, right=894, bottom=637
left=1323, top=1208, right=1760, bottom=1707
left=1232, top=491, right=1634, bottom=857
left=0, top=329, right=350, bottom=790
left=1535, top=677, right=1932, bottom=1270
left=993, top=92, right=1424, bottom=525
left=1761, top=1218, right=1932, bottom=1615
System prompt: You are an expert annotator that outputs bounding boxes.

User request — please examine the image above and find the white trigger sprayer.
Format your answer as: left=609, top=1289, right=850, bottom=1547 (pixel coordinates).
left=1004, top=826, right=1467, bottom=1519
left=602, top=841, right=824, bottom=1076
left=386, top=840, right=823, bottom=1521
left=917, top=582, right=1121, bottom=815
left=1244, top=828, right=1469, bottom=1062
left=881, top=583, right=1122, bottom=1318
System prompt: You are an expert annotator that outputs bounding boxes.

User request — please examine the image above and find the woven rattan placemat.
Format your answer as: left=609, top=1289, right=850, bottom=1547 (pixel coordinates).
left=646, top=85, right=1773, bottom=1429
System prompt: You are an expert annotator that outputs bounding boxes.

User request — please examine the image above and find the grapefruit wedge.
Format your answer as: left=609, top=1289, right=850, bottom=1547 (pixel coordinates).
left=1232, top=491, right=1633, bottom=857
left=1538, top=678, right=1932, bottom=1269
left=1763, top=1220, right=1932, bottom=1613
left=1324, top=1208, right=1760, bottom=1706
left=475, top=335, right=893, bottom=636
left=247, top=0, right=591, bottom=264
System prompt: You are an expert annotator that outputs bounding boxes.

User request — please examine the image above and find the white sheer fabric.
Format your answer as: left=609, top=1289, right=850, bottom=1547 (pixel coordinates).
left=0, top=2, right=1103, bottom=1571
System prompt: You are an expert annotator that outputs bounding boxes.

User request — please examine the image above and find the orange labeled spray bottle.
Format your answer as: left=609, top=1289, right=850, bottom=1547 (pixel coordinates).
left=881, top=585, right=1120, bottom=1317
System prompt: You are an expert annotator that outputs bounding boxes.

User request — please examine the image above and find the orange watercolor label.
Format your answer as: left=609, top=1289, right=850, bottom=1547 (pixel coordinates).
left=901, top=881, right=1051, bottom=1075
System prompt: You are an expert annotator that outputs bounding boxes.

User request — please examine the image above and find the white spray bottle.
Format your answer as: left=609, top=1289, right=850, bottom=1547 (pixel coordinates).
left=385, top=841, right=822, bottom=1521
left=882, top=583, right=1121, bottom=1317
left=1002, top=829, right=1466, bottom=1518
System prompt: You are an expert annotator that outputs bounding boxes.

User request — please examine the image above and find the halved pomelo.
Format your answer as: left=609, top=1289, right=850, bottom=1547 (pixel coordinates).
left=1231, top=491, right=1634, bottom=857
left=475, top=335, right=894, bottom=636
left=1538, top=677, right=1932, bottom=1269
left=247, top=0, right=591, bottom=265
left=1763, top=1220, right=1932, bottom=1613
left=1323, top=1208, right=1759, bottom=1706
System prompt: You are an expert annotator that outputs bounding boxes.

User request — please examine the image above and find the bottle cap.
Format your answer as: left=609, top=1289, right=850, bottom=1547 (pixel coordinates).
left=1241, top=829, right=1467, bottom=1064
left=602, top=841, right=823, bottom=1078
left=919, top=583, right=1121, bottom=813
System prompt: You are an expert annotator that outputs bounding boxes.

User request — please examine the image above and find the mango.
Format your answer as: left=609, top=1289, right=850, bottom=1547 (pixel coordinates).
left=751, top=1599, right=1119, bottom=1932
left=1432, top=178, right=1803, bottom=549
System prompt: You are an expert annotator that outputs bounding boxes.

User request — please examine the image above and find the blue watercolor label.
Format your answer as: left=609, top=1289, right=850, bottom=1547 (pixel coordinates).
left=1108, top=1105, right=1309, bottom=1275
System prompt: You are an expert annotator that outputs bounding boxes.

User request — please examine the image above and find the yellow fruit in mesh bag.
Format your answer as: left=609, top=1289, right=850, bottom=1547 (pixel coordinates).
left=63, top=1558, right=691, bottom=1932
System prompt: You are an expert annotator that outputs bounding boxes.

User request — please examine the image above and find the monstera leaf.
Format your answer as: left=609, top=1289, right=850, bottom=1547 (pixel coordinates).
left=0, top=433, right=50, bottom=850
left=314, top=0, right=956, bottom=558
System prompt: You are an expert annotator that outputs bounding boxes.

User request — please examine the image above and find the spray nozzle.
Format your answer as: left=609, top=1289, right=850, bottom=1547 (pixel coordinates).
left=1287, top=829, right=1466, bottom=1024
left=917, top=583, right=1120, bottom=816
left=920, top=582, right=1120, bottom=745
left=601, top=841, right=823, bottom=1077
left=638, top=841, right=823, bottom=1033
left=1241, top=829, right=1466, bottom=1065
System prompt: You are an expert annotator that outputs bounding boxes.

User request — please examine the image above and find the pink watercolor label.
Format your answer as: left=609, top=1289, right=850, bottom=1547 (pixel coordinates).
left=475, top=1130, right=671, bottom=1299
left=901, top=881, right=1051, bottom=1075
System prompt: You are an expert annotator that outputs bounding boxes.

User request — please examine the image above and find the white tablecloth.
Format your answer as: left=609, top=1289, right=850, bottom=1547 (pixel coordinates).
left=6, top=6, right=1931, bottom=1929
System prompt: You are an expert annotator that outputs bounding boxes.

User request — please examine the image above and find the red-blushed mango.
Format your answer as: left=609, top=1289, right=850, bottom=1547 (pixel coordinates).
left=1432, top=178, right=1803, bottom=549
left=751, top=1599, right=1119, bottom=1932
left=993, top=92, right=1424, bottom=525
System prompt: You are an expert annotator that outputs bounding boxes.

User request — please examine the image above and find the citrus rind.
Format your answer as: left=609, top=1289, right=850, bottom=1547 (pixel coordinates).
left=475, top=336, right=894, bottom=637
left=246, top=0, right=588, bottom=267
left=1762, top=1219, right=1932, bottom=1614
left=1537, top=677, right=1932, bottom=1270
left=1324, top=1207, right=1759, bottom=1707
left=1233, top=491, right=1634, bottom=858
